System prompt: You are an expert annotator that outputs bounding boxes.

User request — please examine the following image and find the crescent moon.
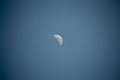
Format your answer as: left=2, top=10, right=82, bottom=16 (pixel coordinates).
left=53, top=34, right=63, bottom=45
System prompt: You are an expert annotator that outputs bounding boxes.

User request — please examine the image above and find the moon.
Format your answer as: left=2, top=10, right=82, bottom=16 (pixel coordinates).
left=53, top=34, right=63, bottom=45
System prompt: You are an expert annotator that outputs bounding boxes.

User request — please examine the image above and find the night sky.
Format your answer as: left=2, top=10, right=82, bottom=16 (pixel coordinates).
left=0, top=0, right=120, bottom=80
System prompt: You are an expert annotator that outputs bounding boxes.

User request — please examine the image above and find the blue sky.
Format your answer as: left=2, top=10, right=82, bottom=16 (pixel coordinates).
left=0, top=0, right=120, bottom=80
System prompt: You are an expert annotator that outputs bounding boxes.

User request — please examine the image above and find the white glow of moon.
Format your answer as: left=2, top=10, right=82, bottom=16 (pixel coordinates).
left=53, top=34, right=63, bottom=45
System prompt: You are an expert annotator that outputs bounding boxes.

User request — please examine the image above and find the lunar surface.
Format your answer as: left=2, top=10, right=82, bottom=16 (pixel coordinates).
left=53, top=34, right=63, bottom=45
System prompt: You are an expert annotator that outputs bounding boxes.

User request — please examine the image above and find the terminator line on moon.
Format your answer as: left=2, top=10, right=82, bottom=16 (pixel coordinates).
left=53, top=34, right=63, bottom=45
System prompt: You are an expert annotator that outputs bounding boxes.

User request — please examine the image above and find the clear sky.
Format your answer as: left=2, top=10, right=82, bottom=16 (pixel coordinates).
left=0, top=0, right=120, bottom=80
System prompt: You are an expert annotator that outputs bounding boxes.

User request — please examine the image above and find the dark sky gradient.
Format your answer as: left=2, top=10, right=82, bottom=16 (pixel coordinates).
left=0, top=0, right=120, bottom=80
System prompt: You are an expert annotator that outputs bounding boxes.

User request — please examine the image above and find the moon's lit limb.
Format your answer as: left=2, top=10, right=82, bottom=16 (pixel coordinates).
left=53, top=34, right=63, bottom=45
